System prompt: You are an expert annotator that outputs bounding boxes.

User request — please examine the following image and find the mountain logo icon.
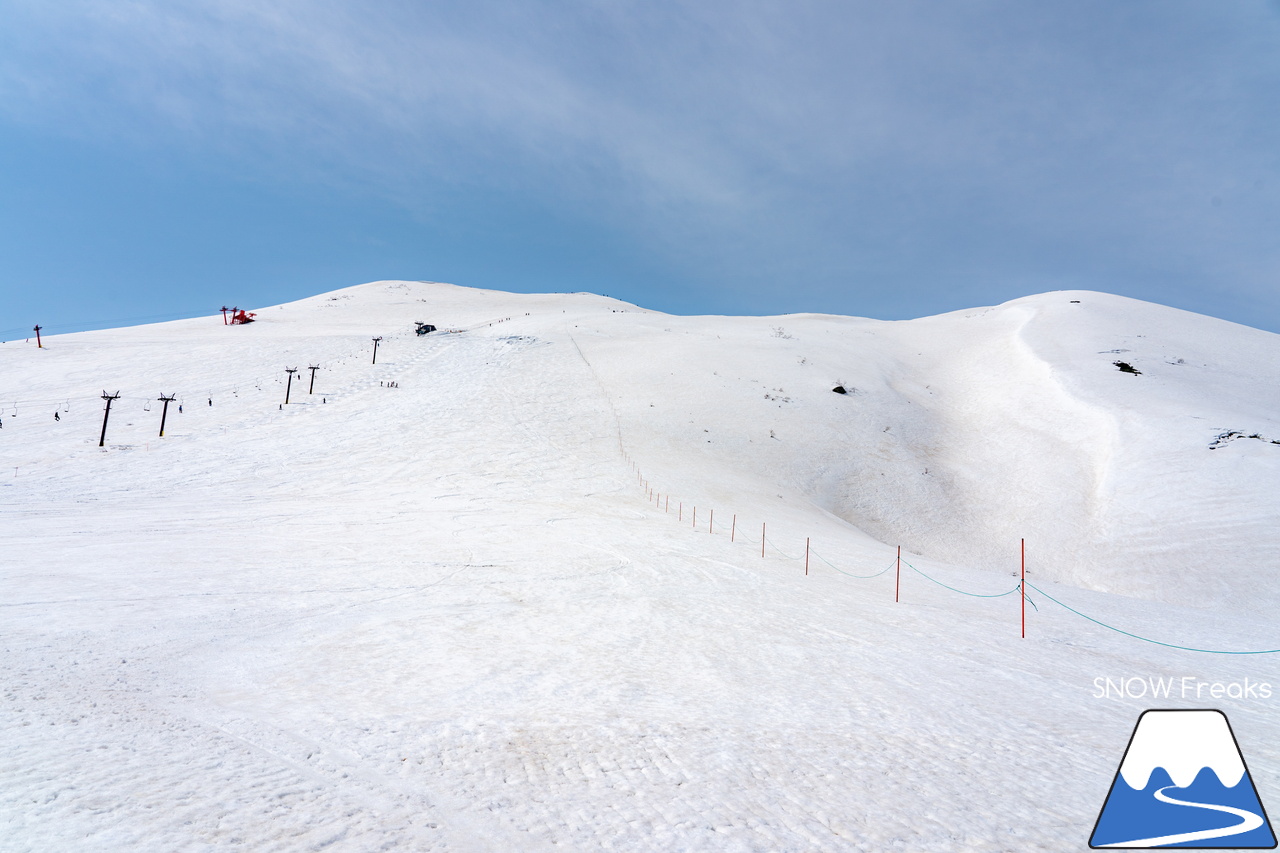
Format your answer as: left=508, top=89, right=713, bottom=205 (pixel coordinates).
left=1090, top=709, right=1276, bottom=848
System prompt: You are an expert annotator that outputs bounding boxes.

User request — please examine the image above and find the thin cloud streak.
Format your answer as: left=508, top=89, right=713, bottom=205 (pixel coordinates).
left=2, top=1, right=1280, bottom=326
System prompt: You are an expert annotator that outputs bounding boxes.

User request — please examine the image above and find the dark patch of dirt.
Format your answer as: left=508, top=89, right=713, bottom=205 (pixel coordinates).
left=1209, top=431, right=1280, bottom=450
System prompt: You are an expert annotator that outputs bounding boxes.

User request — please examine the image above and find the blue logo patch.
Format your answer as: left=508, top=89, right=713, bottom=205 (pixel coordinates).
left=1091, top=709, right=1275, bottom=848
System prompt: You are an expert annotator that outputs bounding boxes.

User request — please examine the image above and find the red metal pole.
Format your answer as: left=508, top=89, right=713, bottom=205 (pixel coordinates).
left=895, top=545, right=901, bottom=603
left=731, top=514, right=736, bottom=542
left=665, top=495, right=669, bottom=512
left=1021, top=538, right=1026, bottom=639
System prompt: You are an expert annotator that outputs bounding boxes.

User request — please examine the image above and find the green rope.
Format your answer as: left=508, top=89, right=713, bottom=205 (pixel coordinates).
left=1025, top=582, right=1280, bottom=655
left=810, top=548, right=896, bottom=579
left=1022, top=585, right=1038, bottom=612
left=764, top=536, right=803, bottom=561
left=904, top=561, right=1021, bottom=598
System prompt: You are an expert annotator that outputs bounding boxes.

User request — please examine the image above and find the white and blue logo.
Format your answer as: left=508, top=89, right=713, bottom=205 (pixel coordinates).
left=1091, top=709, right=1275, bottom=848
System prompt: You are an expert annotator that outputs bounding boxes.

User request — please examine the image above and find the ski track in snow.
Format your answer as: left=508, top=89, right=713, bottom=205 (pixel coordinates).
left=2, top=282, right=1278, bottom=851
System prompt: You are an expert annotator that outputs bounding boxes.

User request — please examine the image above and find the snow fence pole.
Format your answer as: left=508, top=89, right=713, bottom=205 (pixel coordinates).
left=1021, top=538, right=1026, bottom=639
left=731, top=514, right=736, bottom=542
left=693, top=507, right=697, bottom=529
left=761, top=523, right=766, bottom=558
left=895, top=545, right=901, bottom=603
left=709, top=509, right=714, bottom=534
left=805, top=538, right=809, bottom=575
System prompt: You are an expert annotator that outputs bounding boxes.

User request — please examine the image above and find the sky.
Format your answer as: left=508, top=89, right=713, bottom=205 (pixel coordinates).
left=2, top=0, right=1280, bottom=337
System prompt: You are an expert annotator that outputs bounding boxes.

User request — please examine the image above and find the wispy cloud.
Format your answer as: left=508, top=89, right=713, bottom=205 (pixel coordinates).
left=4, top=0, right=1280, bottom=321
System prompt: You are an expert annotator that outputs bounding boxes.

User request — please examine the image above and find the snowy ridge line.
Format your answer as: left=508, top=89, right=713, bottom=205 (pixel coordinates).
left=0, top=291, right=526, bottom=340
left=625, top=454, right=1280, bottom=655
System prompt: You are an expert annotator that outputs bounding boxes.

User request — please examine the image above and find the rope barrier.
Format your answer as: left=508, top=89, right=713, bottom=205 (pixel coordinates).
left=810, top=547, right=896, bottom=579
left=763, top=535, right=803, bottom=561
left=904, top=561, right=1021, bottom=598
left=625, top=452, right=1280, bottom=655
left=1025, top=581, right=1280, bottom=655
left=1022, top=584, right=1038, bottom=612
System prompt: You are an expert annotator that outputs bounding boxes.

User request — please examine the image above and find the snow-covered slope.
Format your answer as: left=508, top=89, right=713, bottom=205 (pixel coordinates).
left=2, top=281, right=1277, bottom=852
left=569, top=287, right=1280, bottom=610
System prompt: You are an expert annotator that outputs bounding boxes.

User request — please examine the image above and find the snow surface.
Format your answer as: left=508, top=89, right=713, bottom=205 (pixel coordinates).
left=2, top=280, right=1278, bottom=851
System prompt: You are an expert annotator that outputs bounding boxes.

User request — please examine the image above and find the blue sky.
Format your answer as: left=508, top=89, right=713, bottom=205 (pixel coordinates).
left=3, top=0, right=1280, bottom=337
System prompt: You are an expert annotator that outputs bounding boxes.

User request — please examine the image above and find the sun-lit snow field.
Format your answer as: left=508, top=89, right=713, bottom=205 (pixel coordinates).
left=2, top=281, right=1278, bottom=852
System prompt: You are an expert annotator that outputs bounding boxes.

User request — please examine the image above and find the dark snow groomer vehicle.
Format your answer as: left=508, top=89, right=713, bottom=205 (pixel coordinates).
left=415, top=322, right=437, bottom=335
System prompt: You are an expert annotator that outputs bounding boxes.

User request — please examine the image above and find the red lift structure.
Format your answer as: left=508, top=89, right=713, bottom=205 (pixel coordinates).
left=221, top=306, right=256, bottom=325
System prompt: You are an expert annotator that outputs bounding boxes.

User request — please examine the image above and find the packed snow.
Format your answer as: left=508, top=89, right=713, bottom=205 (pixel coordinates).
left=2, top=280, right=1277, bottom=852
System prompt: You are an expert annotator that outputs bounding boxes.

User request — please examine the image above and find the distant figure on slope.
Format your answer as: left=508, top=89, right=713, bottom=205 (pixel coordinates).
left=54, top=411, right=59, bottom=421
left=208, top=398, right=212, bottom=406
